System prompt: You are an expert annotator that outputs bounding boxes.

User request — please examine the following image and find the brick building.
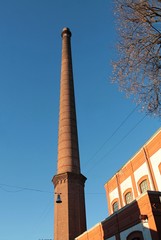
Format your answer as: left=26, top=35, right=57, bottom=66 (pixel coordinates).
left=76, top=129, right=161, bottom=240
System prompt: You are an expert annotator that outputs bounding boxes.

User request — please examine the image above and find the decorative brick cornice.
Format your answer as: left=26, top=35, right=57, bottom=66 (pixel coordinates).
left=52, top=172, right=87, bottom=188
left=52, top=172, right=68, bottom=186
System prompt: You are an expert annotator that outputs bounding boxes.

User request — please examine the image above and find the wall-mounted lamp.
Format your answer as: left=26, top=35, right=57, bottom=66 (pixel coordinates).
left=139, top=214, right=148, bottom=222
left=55, top=193, right=62, bottom=204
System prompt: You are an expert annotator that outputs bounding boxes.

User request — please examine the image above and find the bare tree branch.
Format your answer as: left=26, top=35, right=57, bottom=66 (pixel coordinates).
left=113, top=0, right=161, bottom=116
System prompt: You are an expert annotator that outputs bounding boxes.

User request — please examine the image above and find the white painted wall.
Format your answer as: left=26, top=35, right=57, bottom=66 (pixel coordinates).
left=120, top=222, right=152, bottom=240
left=134, top=162, right=154, bottom=194
left=120, top=176, right=133, bottom=205
left=109, top=148, right=161, bottom=214
left=109, top=187, right=119, bottom=206
left=150, top=148, right=161, bottom=191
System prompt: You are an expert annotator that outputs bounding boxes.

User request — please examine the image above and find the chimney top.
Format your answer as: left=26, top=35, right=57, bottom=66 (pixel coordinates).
left=61, top=27, right=72, bottom=37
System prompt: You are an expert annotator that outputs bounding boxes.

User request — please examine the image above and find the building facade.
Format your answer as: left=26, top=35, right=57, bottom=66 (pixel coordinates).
left=76, top=129, right=161, bottom=240
left=105, top=128, right=161, bottom=215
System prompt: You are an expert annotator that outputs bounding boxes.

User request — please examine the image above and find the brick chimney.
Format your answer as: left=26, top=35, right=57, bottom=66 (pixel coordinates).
left=52, top=28, right=87, bottom=240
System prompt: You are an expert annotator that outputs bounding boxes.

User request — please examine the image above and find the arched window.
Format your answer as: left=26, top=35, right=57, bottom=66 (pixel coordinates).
left=140, top=179, right=148, bottom=193
left=125, top=191, right=133, bottom=204
left=127, top=230, right=144, bottom=240
left=113, top=201, right=119, bottom=212
left=111, top=198, right=119, bottom=213
left=123, top=188, right=133, bottom=205
left=137, top=175, right=149, bottom=194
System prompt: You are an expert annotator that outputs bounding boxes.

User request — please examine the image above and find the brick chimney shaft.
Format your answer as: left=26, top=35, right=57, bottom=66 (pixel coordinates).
left=57, top=27, right=80, bottom=174
left=52, top=28, right=87, bottom=240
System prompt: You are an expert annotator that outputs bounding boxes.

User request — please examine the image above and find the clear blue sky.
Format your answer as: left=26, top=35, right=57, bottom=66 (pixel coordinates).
left=0, top=1, right=160, bottom=240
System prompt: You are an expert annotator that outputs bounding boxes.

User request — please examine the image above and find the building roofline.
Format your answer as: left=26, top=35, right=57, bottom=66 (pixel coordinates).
left=76, top=190, right=161, bottom=238
left=75, top=223, right=102, bottom=239
left=104, top=127, right=161, bottom=186
left=102, top=190, right=161, bottom=223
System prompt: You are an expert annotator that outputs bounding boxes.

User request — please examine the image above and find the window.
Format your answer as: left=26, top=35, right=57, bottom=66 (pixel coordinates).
left=140, top=179, right=148, bottom=193
left=113, top=201, right=119, bottom=212
left=125, top=192, right=133, bottom=204
left=111, top=198, right=119, bottom=213
left=123, top=188, right=133, bottom=205
left=137, top=175, right=150, bottom=194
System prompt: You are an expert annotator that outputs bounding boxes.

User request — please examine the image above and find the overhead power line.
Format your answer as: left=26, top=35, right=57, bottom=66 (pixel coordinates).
left=0, top=183, right=53, bottom=194
left=85, top=114, right=147, bottom=174
left=83, top=105, right=138, bottom=170
left=0, top=183, right=104, bottom=195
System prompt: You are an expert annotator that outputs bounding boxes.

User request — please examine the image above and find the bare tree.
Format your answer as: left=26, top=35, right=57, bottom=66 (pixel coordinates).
left=113, top=0, right=161, bottom=116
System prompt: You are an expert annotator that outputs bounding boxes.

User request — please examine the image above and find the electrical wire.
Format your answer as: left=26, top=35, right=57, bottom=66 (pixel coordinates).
left=0, top=186, right=24, bottom=192
left=0, top=182, right=104, bottom=195
left=0, top=183, right=53, bottom=194
left=82, top=104, right=139, bottom=170
left=85, top=113, right=147, bottom=174
left=29, top=199, right=53, bottom=238
left=0, top=108, right=147, bottom=194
